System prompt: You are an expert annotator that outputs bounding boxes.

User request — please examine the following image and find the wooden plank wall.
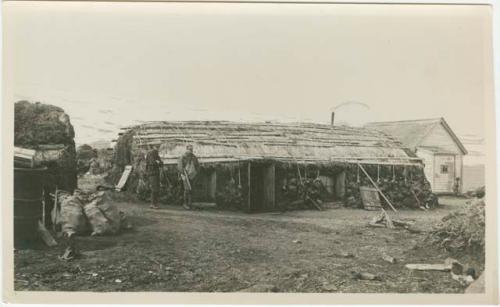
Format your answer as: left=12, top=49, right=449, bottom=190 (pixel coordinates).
left=263, top=164, right=276, bottom=210
left=416, top=149, right=435, bottom=190
left=335, top=171, right=346, bottom=199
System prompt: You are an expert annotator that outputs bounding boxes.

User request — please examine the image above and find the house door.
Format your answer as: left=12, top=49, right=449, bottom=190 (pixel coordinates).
left=434, top=155, right=456, bottom=193
left=249, top=163, right=275, bottom=212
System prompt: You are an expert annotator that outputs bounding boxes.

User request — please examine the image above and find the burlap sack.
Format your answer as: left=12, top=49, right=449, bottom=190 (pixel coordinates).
left=84, top=200, right=112, bottom=236
left=60, top=195, right=87, bottom=236
left=86, top=191, right=121, bottom=235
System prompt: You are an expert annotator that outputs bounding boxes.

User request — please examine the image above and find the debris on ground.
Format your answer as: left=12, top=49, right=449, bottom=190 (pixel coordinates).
left=322, top=283, right=338, bottom=291
left=351, top=271, right=381, bottom=281
left=368, top=211, right=395, bottom=229
left=239, top=283, right=279, bottom=292
left=451, top=272, right=474, bottom=286
left=381, top=254, right=396, bottom=264
left=59, top=245, right=79, bottom=261
left=445, top=257, right=463, bottom=274
left=405, top=263, right=451, bottom=272
left=331, top=251, right=356, bottom=258
left=368, top=211, right=421, bottom=234
left=426, top=197, right=485, bottom=257
left=405, top=257, right=473, bottom=285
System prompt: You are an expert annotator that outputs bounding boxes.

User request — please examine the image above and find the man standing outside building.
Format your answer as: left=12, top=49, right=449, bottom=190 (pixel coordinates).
left=178, top=144, right=199, bottom=210
left=146, top=146, right=163, bottom=209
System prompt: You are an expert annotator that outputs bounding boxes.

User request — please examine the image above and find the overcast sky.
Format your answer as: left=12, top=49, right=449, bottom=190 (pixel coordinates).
left=5, top=2, right=491, bottom=145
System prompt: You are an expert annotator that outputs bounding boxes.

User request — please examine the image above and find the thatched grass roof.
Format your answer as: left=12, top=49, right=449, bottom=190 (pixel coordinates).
left=119, top=121, right=422, bottom=166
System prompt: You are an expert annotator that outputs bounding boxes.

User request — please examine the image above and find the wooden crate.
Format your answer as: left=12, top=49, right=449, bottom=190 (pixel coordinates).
left=359, top=186, right=382, bottom=211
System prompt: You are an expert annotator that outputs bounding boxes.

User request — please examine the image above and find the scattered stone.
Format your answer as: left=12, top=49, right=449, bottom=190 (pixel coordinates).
left=382, top=254, right=397, bottom=264
left=465, top=267, right=477, bottom=279
left=451, top=273, right=474, bottom=286
left=351, top=271, right=381, bottom=281
left=322, top=284, right=338, bottom=291
left=239, top=283, right=278, bottom=292
left=332, top=251, right=356, bottom=258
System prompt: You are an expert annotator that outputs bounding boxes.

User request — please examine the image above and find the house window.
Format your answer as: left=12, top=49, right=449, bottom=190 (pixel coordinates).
left=440, top=165, right=448, bottom=174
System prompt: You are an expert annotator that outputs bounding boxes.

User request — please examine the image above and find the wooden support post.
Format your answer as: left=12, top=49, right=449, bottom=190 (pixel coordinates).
left=247, top=162, right=251, bottom=211
left=208, top=170, right=217, bottom=200
left=263, top=163, right=276, bottom=210
left=357, top=163, right=398, bottom=212
left=52, top=186, right=58, bottom=232
left=335, top=171, right=346, bottom=199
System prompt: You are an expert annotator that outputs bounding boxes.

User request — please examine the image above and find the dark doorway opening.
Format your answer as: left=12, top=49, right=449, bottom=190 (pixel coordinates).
left=249, top=163, right=275, bottom=212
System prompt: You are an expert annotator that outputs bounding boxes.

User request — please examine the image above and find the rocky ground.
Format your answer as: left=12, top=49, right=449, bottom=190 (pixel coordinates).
left=14, top=187, right=481, bottom=293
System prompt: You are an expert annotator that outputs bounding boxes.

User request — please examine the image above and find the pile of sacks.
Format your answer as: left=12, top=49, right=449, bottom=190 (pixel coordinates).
left=54, top=189, right=131, bottom=237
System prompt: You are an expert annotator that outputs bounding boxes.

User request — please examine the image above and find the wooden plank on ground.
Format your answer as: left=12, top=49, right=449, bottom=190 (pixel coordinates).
left=405, top=263, right=451, bottom=271
left=38, top=220, right=57, bottom=247
left=115, top=165, right=133, bottom=191
left=357, top=163, right=398, bottom=212
left=359, top=186, right=382, bottom=211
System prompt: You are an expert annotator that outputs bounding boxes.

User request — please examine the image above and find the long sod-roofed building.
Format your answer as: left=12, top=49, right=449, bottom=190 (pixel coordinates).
left=113, top=120, right=425, bottom=211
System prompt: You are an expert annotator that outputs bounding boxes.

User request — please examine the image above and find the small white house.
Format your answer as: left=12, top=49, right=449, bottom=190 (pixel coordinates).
left=366, top=118, right=468, bottom=193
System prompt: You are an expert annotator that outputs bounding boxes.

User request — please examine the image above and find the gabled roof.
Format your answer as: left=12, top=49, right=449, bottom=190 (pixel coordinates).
left=119, top=121, right=422, bottom=166
left=365, top=118, right=467, bottom=155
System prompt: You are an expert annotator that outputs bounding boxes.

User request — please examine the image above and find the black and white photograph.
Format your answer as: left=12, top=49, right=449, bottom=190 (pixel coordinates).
left=2, top=1, right=498, bottom=304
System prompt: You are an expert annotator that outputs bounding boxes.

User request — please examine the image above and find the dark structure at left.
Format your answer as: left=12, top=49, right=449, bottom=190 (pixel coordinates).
left=14, top=101, right=78, bottom=243
left=14, top=167, right=46, bottom=245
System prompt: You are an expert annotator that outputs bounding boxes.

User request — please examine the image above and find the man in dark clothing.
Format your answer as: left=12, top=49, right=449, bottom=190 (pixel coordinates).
left=146, top=146, right=163, bottom=209
left=177, top=145, right=199, bottom=210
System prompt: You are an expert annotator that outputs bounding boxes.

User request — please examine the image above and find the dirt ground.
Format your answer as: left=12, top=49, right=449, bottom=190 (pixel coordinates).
left=14, top=178, right=479, bottom=293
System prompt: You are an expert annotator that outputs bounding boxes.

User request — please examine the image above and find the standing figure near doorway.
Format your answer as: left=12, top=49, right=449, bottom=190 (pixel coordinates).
left=146, top=146, right=163, bottom=209
left=178, top=145, right=199, bottom=210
